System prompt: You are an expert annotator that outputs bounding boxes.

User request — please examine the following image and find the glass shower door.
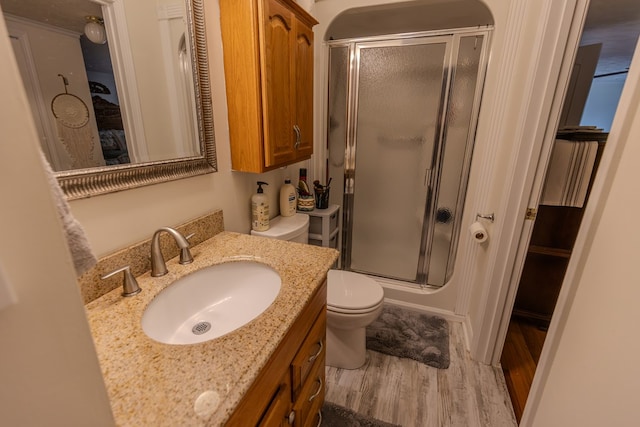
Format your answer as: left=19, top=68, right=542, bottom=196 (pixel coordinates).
left=347, top=38, right=450, bottom=282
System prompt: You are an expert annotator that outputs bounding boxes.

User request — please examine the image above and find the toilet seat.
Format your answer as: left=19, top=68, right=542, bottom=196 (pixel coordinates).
left=327, top=269, right=384, bottom=312
left=327, top=302, right=383, bottom=315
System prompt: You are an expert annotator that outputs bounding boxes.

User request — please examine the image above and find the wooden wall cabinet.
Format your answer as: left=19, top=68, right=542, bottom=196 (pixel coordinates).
left=219, top=0, right=318, bottom=173
left=226, top=281, right=326, bottom=427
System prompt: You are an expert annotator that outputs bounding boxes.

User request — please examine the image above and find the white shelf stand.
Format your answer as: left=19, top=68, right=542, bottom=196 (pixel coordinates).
left=304, top=204, right=341, bottom=253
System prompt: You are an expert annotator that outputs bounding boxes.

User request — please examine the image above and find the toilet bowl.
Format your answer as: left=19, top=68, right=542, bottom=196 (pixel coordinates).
left=251, top=214, right=384, bottom=370
left=326, top=269, right=384, bottom=369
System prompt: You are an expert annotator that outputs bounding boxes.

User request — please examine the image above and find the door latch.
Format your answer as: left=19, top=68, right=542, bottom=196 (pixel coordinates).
left=525, top=208, right=537, bottom=221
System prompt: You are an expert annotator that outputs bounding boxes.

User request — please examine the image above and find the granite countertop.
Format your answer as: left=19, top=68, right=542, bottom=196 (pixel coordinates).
left=85, top=231, right=339, bottom=426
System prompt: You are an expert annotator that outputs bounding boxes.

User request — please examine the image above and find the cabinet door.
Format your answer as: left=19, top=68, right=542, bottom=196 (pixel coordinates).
left=258, top=370, right=293, bottom=427
left=262, top=0, right=296, bottom=168
left=292, top=18, right=314, bottom=158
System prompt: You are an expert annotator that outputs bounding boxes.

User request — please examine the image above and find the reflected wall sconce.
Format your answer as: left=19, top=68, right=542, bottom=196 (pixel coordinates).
left=84, top=16, right=106, bottom=45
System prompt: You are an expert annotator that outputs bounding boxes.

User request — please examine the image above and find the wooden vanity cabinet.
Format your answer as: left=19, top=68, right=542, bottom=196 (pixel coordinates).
left=226, top=281, right=327, bottom=427
left=219, top=0, right=318, bottom=173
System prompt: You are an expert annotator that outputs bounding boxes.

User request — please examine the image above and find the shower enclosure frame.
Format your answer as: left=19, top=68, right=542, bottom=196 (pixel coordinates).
left=328, top=26, right=492, bottom=289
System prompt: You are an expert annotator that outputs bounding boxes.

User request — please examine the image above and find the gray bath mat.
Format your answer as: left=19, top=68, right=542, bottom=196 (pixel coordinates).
left=322, top=401, right=401, bottom=427
left=366, top=304, right=450, bottom=369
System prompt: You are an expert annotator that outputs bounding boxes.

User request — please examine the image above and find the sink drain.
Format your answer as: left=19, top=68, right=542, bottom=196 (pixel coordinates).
left=192, top=321, right=211, bottom=335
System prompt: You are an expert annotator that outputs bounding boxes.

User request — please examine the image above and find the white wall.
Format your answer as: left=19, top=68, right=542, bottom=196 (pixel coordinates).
left=526, top=40, right=640, bottom=426
left=0, top=16, right=114, bottom=425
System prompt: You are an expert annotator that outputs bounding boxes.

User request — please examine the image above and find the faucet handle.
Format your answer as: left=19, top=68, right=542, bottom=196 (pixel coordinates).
left=180, top=233, right=195, bottom=265
left=101, top=265, right=141, bottom=297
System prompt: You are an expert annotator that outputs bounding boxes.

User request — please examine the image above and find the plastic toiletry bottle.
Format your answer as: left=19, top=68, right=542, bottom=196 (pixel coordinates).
left=251, top=181, right=270, bottom=231
left=280, top=179, right=297, bottom=217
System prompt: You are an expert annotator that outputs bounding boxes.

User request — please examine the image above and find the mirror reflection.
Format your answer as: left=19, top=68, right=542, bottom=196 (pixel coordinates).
left=2, top=0, right=201, bottom=172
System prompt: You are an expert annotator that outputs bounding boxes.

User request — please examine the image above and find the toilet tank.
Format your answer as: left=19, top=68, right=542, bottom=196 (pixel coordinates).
left=250, top=213, right=309, bottom=244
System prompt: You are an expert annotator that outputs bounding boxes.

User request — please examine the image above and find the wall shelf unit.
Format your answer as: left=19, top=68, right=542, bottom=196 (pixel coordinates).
left=513, top=131, right=607, bottom=326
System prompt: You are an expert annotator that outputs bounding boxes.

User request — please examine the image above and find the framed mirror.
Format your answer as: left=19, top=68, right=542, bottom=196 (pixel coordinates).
left=1, top=0, right=216, bottom=200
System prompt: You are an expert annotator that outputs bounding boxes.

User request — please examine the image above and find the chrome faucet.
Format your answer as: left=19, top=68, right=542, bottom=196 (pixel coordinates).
left=150, top=227, right=194, bottom=277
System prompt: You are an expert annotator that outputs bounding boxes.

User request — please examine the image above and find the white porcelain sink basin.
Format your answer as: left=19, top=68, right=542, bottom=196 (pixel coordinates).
left=141, top=261, right=281, bottom=345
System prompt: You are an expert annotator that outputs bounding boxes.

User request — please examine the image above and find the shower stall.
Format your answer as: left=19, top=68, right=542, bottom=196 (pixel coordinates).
left=327, top=28, right=490, bottom=288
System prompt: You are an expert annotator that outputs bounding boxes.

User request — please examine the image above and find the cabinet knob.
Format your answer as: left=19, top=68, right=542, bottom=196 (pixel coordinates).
left=293, top=125, right=301, bottom=149
left=288, top=410, right=295, bottom=424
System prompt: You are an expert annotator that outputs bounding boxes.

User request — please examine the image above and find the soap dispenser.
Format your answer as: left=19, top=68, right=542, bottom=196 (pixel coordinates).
left=252, top=181, right=270, bottom=231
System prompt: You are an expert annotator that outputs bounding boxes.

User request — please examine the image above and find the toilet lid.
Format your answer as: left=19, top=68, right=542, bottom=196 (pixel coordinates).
left=327, top=269, right=384, bottom=311
left=250, top=213, right=309, bottom=240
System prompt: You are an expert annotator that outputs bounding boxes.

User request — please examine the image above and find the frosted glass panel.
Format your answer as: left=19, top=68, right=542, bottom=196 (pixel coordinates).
left=327, top=46, right=349, bottom=208
left=350, top=41, right=447, bottom=281
left=428, top=35, right=484, bottom=286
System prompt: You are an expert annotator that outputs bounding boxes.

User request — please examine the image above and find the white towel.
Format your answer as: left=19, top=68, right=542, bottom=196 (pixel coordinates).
left=39, top=151, right=97, bottom=276
left=540, top=139, right=598, bottom=208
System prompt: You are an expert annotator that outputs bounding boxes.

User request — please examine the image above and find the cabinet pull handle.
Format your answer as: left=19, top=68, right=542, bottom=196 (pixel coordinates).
left=308, top=340, right=323, bottom=363
left=315, top=410, right=322, bottom=427
left=288, top=410, right=295, bottom=425
left=294, top=125, right=301, bottom=149
left=308, top=377, right=323, bottom=402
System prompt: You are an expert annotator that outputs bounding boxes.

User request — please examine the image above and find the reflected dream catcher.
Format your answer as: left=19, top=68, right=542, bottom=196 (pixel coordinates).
left=51, top=74, right=99, bottom=168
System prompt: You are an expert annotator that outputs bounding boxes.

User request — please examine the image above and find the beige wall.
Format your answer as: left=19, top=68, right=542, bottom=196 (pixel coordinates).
left=0, top=16, right=114, bottom=425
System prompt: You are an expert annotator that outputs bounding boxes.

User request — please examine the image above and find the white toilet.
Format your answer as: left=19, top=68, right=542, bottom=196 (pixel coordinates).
left=251, top=213, right=384, bottom=370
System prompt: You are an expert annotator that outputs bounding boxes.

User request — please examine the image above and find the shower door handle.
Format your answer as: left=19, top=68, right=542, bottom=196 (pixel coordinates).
left=424, top=168, right=432, bottom=187
left=293, top=125, right=301, bottom=149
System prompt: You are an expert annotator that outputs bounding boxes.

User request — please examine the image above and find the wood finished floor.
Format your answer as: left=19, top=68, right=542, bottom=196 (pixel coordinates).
left=324, top=322, right=517, bottom=427
left=500, top=317, right=548, bottom=423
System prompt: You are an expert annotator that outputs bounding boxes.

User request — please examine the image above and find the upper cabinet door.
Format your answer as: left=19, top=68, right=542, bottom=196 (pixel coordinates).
left=262, top=0, right=296, bottom=167
left=293, top=19, right=314, bottom=159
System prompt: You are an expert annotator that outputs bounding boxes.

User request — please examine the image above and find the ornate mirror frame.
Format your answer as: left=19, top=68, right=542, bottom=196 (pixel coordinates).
left=56, top=0, right=216, bottom=200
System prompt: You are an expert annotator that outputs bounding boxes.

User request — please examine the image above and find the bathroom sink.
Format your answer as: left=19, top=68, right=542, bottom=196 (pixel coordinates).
left=141, top=261, right=281, bottom=344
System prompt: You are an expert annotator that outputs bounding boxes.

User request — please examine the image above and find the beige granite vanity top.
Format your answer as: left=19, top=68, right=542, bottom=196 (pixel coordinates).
left=85, top=231, right=338, bottom=426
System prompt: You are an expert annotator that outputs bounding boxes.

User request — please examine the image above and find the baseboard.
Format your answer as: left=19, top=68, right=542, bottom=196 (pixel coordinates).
left=463, top=314, right=474, bottom=354
left=383, top=297, right=465, bottom=323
